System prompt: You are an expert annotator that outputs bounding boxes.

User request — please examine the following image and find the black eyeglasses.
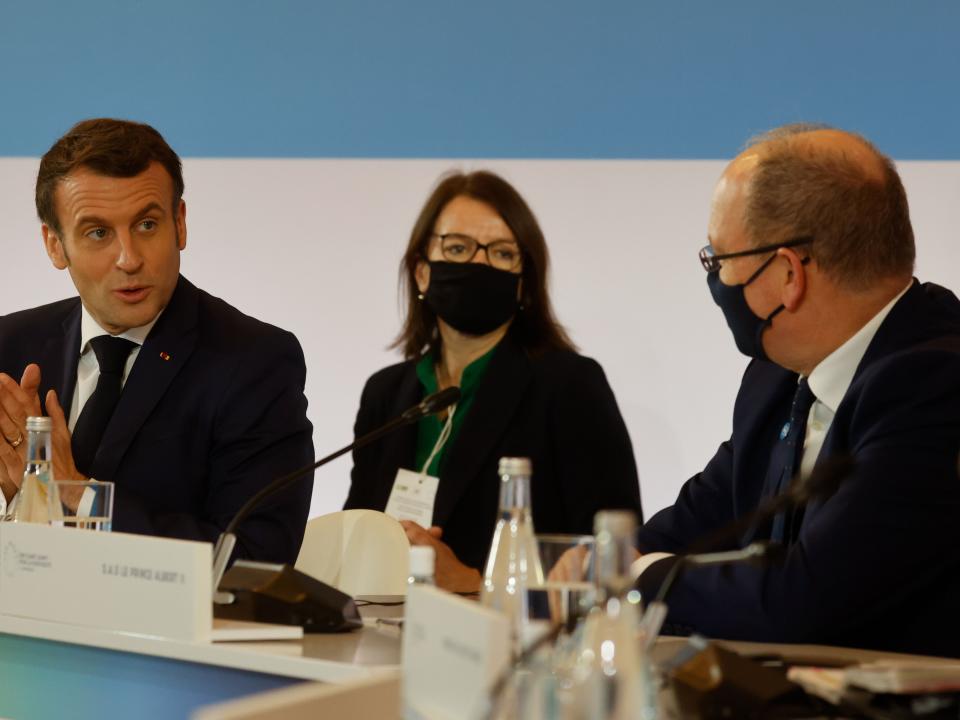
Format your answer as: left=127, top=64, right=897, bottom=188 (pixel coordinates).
left=431, top=233, right=523, bottom=272
left=698, top=237, right=814, bottom=273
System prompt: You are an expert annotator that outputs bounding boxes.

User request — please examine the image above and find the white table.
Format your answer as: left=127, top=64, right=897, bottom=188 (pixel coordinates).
left=194, top=635, right=960, bottom=719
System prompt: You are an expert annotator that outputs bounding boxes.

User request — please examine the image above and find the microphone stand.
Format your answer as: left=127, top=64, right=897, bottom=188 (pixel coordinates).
left=212, top=387, right=460, bottom=603
left=686, top=454, right=854, bottom=556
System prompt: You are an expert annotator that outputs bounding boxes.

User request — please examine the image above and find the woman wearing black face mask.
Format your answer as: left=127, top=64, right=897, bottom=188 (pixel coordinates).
left=344, top=170, right=642, bottom=592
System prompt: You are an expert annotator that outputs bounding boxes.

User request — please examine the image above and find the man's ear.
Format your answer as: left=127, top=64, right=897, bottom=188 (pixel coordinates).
left=176, top=199, right=187, bottom=250
left=414, top=260, right=430, bottom=294
left=779, top=248, right=808, bottom=312
left=42, top=225, right=69, bottom=270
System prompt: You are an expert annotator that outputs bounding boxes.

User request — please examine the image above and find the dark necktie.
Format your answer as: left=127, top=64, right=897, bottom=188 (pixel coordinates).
left=766, top=378, right=816, bottom=544
left=71, top=336, right=137, bottom=476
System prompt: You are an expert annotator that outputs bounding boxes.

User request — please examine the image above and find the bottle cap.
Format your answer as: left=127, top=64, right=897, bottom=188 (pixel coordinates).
left=498, top=457, right=532, bottom=476
left=26, top=416, right=52, bottom=432
left=409, top=545, right=436, bottom=577
left=593, top=510, right=637, bottom=539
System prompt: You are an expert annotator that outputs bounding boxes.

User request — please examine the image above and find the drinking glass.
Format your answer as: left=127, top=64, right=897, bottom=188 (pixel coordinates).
left=492, top=535, right=597, bottom=720
left=47, top=480, right=114, bottom=531
left=527, top=534, right=596, bottom=629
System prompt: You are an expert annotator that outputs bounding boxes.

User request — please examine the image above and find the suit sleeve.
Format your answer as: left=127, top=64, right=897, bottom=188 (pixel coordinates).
left=112, top=331, right=315, bottom=565
left=635, top=440, right=737, bottom=554
left=636, top=359, right=773, bottom=554
left=549, top=357, right=643, bottom=533
left=638, top=347, right=960, bottom=647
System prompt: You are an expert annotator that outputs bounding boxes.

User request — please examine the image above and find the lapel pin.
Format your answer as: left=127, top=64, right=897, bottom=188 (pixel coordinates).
left=160, top=351, right=171, bottom=361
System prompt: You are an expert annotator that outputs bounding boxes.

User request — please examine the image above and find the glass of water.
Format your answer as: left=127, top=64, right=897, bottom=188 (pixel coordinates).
left=47, top=480, right=114, bottom=531
left=489, top=535, right=596, bottom=720
left=526, top=534, right=596, bottom=629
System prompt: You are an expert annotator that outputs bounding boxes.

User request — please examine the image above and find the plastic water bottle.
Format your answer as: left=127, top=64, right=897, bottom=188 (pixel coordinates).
left=481, top=457, right=545, bottom=655
left=408, top=545, right=436, bottom=586
left=12, top=416, right=54, bottom=524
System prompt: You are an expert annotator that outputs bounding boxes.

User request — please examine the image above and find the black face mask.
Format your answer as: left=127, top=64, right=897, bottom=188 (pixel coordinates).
left=707, top=254, right=785, bottom=361
left=424, top=261, right=520, bottom=336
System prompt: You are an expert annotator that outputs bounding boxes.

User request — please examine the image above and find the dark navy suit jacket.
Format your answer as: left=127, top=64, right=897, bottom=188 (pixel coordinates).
left=344, top=336, right=643, bottom=571
left=637, top=281, right=960, bottom=657
left=0, top=275, right=314, bottom=564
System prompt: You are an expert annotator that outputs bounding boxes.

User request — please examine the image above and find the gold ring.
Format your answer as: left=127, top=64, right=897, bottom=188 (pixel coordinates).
left=9, top=432, right=23, bottom=448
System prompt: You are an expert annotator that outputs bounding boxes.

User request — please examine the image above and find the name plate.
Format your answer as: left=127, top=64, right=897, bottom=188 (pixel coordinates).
left=0, top=523, right=211, bottom=642
left=401, top=585, right=509, bottom=720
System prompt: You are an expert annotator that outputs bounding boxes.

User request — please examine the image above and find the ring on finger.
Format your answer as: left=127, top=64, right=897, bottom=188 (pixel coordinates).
left=8, top=432, right=23, bottom=448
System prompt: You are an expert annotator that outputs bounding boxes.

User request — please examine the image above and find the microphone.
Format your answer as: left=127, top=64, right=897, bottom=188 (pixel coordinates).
left=211, top=386, right=460, bottom=629
left=649, top=541, right=784, bottom=609
left=401, top=386, right=461, bottom=422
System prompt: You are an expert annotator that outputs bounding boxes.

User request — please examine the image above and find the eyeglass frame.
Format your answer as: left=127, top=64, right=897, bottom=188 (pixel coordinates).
left=699, top=237, right=814, bottom=275
left=429, top=232, right=524, bottom=272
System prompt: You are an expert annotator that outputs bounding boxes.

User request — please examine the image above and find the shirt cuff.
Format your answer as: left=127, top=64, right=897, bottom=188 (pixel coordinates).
left=76, top=483, right=97, bottom=518
left=631, top=552, right=675, bottom=580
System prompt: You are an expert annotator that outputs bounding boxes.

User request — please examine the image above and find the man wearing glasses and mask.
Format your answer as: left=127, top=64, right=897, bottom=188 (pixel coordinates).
left=633, top=124, right=960, bottom=657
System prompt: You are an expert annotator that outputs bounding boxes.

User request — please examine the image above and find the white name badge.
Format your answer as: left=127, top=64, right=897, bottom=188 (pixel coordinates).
left=384, top=468, right=439, bottom=527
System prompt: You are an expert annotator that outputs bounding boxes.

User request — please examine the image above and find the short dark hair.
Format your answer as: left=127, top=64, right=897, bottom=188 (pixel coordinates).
left=744, top=126, right=915, bottom=289
left=393, top=170, right=576, bottom=359
left=36, top=118, right=184, bottom=235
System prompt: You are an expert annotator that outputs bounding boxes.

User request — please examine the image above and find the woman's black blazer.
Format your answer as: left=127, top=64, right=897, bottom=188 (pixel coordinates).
left=344, top=337, right=643, bottom=570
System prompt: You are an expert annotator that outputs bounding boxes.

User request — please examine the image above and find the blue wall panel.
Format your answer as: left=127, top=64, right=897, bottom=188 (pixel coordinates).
left=1, top=1, right=958, bottom=158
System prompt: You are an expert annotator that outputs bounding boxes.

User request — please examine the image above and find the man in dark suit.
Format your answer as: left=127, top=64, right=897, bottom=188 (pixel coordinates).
left=634, top=125, right=960, bottom=657
left=0, top=119, right=313, bottom=564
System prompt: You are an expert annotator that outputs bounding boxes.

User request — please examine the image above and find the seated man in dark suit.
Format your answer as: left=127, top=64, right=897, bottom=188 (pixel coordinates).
left=0, top=118, right=314, bottom=564
left=634, top=124, right=960, bottom=657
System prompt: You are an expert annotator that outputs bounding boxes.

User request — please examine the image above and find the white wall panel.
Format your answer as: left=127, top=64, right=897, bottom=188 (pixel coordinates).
left=2, top=159, right=958, bottom=520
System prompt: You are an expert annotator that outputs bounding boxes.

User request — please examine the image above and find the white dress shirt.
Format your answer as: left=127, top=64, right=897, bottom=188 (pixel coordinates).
left=633, top=282, right=913, bottom=579
left=0, top=305, right=159, bottom=517
left=68, top=305, right=159, bottom=431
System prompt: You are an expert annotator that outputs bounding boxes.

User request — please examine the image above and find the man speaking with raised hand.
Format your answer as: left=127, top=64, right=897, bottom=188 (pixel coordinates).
left=0, top=118, right=314, bottom=564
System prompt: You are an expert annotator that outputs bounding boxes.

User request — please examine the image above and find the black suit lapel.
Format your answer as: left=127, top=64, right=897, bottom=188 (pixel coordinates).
left=734, top=364, right=797, bottom=545
left=36, top=301, right=81, bottom=418
left=91, top=277, right=199, bottom=481
left=801, top=428, right=842, bottom=524
left=799, top=281, right=954, bottom=529
left=433, top=339, right=533, bottom=528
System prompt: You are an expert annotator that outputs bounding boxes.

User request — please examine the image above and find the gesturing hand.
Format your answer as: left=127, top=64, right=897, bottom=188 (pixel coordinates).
left=0, top=365, right=44, bottom=501
left=45, top=390, right=87, bottom=484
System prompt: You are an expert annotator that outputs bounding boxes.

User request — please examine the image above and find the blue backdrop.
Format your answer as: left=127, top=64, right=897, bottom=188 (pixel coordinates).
left=1, top=0, right=958, bottom=158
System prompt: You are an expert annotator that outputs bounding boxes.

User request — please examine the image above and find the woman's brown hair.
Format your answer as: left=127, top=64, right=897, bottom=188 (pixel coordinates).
left=393, top=170, right=576, bottom=359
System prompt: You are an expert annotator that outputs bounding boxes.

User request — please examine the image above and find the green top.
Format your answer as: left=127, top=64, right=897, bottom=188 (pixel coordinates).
left=414, top=345, right=497, bottom=477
